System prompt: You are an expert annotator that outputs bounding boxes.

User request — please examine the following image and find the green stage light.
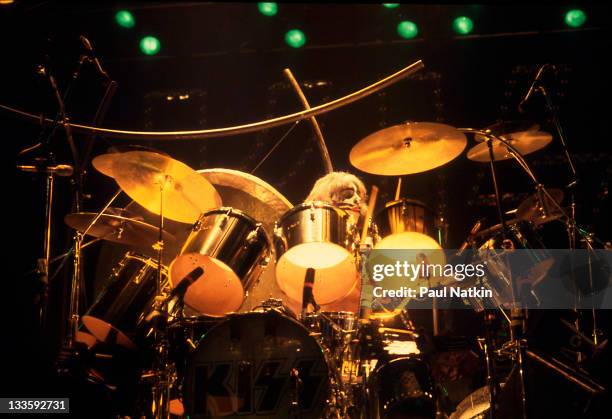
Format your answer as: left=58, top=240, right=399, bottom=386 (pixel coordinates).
left=453, top=16, right=474, bottom=35
left=564, top=9, right=586, bottom=28
left=115, top=10, right=135, bottom=28
left=285, top=29, right=306, bottom=48
left=140, top=36, right=161, bottom=55
left=382, top=3, right=400, bottom=8
left=397, top=20, right=418, bottom=39
left=257, top=3, right=278, bottom=17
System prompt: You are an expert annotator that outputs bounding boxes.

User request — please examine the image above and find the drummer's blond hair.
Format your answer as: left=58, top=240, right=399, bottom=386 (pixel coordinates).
left=306, top=171, right=368, bottom=216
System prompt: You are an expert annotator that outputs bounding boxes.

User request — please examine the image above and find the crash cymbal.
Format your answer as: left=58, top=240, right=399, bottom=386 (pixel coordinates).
left=349, top=122, right=467, bottom=176
left=516, top=188, right=564, bottom=224
left=64, top=207, right=176, bottom=248
left=198, top=168, right=292, bottom=235
left=467, top=130, right=552, bottom=162
left=474, top=120, right=541, bottom=142
left=93, top=151, right=221, bottom=224
left=93, top=146, right=170, bottom=177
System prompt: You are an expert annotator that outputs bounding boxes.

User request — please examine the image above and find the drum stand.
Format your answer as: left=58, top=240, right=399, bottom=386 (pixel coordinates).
left=65, top=188, right=123, bottom=350
left=148, top=177, right=174, bottom=419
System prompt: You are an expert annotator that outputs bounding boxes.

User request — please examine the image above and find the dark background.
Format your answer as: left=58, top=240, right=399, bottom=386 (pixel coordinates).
left=2, top=2, right=611, bottom=417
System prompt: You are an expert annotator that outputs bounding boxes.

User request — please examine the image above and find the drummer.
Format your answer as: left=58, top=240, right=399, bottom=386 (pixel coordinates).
left=303, top=171, right=368, bottom=312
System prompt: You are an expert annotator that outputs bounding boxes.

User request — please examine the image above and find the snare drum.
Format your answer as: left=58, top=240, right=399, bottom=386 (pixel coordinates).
left=83, top=252, right=167, bottom=350
left=274, top=202, right=358, bottom=305
left=170, top=207, right=271, bottom=317
left=182, top=310, right=332, bottom=418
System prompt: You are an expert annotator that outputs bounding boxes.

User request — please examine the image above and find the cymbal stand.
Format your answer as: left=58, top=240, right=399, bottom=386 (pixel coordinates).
left=149, top=176, right=173, bottom=419
left=461, top=128, right=528, bottom=418
left=536, top=84, right=601, bottom=349
left=66, top=188, right=122, bottom=350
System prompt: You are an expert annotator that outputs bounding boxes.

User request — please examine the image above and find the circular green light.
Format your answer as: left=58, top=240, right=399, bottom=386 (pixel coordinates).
left=115, top=10, right=135, bottom=28
left=397, top=20, right=418, bottom=39
left=453, top=16, right=474, bottom=35
left=140, top=36, right=161, bottom=55
left=257, top=3, right=278, bottom=17
left=382, top=3, right=400, bottom=8
left=564, top=9, right=586, bottom=28
left=285, top=29, right=306, bottom=48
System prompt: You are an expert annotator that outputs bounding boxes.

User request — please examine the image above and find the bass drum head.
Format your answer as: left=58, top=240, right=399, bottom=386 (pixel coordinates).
left=183, top=311, right=330, bottom=418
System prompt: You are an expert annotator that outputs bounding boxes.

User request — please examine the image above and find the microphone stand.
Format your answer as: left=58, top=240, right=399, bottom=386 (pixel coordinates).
left=536, top=85, right=600, bottom=349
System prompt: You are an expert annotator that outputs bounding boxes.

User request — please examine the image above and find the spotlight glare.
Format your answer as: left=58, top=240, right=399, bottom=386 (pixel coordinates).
left=257, top=3, right=278, bottom=17
left=453, top=16, right=474, bottom=35
left=140, top=36, right=161, bottom=56
left=382, top=3, right=400, bottom=8
left=285, top=29, right=306, bottom=48
left=564, top=9, right=586, bottom=28
left=115, top=10, right=135, bottom=28
left=397, top=20, right=418, bottom=39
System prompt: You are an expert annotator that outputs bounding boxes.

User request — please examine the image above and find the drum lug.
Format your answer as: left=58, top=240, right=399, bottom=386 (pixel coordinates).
left=192, top=218, right=202, bottom=232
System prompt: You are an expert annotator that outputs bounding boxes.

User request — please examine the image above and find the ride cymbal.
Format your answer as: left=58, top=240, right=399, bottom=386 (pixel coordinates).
left=349, top=122, right=467, bottom=175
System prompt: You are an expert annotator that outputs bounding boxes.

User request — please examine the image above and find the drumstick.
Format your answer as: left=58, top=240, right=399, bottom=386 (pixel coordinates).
left=395, top=177, right=402, bottom=201
left=361, top=185, right=379, bottom=244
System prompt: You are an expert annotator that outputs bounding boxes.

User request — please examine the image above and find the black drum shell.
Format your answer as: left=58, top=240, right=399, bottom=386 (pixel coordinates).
left=183, top=311, right=330, bottom=419
left=83, top=252, right=167, bottom=349
left=375, top=199, right=438, bottom=239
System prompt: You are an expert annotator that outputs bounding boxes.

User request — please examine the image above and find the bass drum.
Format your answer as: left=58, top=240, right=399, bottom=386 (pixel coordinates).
left=183, top=311, right=331, bottom=418
left=368, top=357, right=436, bottom=419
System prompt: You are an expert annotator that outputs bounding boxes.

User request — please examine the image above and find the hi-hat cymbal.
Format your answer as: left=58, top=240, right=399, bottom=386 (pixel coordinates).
left=92, top=151, right=222, bottom=224
left=467, top=131, right=552, bottom=162
left=516, top=188, right=564, bottom=224
left=64, top=207, right=176, bottom=248
left=349, top=122, right=467, bottom=176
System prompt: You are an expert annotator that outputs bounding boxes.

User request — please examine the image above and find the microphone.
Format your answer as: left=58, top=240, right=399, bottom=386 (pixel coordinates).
left=168, top=266, right=204, bottom=300
left=519, top=64, right=553, bottom=112
left=79, top=35, right=110, bottom=80
left=455, top=219, right=483, bottom=257
left=301, top=268, right=317, bottom=318
left=144, top=266, right=203, bottom=323
left=17, top=164, right=74, bottom=177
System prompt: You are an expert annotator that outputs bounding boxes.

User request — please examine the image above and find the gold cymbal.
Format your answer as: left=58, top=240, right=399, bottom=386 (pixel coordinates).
left=467, top=131, right=552, bottom=162
left=64, top=207, right=176, bottom=248
left=349, top=122, right=467, bottom=175
left=93, top=151, right=221, bottom=224
left=516, top=188, right=564, bottom=224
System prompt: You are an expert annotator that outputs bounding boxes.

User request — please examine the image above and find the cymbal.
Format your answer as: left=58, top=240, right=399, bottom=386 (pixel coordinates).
left=198, top=168, right=292, bottom=236
left=475, top=120, right=540, bottom=142
left=93, top=151, right=222, bottom=224
left=516, top=188, right=564, bottom=224
left=349, top=122, right=467, bottom=175
left=467, top=131, right=552, bottom=162
left=93, top=146, right=170, bottom=177
left=64, top=207, right=176, bottom=248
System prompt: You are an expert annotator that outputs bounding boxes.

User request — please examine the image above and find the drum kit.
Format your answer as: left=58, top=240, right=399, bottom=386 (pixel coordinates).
left=48, top=115, right=605, bottom=419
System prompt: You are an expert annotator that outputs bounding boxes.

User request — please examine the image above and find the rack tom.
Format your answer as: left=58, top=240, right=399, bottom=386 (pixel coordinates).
left=274, top=202, right=358, bottom=305
left=170, top=207, right=271, bottom=317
